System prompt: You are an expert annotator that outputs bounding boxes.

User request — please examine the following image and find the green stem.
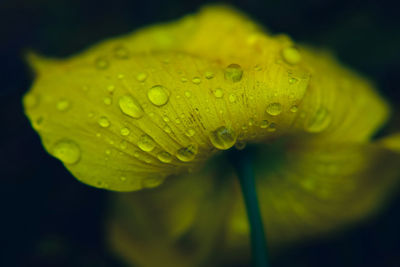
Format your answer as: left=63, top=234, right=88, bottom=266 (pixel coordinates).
left=230, top=149, right=269, bottom=267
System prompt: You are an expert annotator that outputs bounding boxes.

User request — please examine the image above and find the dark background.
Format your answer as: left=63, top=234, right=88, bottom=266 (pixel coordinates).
left=1, top=0, right=400, bottom=266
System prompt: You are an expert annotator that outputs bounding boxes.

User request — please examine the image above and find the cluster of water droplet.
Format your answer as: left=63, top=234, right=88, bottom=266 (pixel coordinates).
left=24, top=42, right=334, bottom=190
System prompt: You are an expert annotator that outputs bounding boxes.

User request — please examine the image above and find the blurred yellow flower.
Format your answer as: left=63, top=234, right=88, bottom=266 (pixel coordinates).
left=23, top=5, right=400, bottom=266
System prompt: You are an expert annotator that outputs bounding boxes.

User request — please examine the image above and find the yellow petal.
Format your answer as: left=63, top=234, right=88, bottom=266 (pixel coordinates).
left=23, top=5, right=389, bottom=192
left=107, top=162, right=235, bottom=267
left=226, top=140, right=400, bottom=253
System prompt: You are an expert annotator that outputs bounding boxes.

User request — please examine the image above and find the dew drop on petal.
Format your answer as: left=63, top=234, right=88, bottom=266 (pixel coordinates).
left=229, top=94, right=237, bottom=103
left=305, top=107, right=332, bottom=133
left=235, top=141, right=246, bottom=150
left=266, top=102, right=283, bottom=116
left=137, top=134, right=156, bottom=152
left=136, top=72, right=148, bottom=82
left=56, top=99, right=70, bottom=111
left=120, top=140, right=128, bottom=150
left=185, top=128, right=196, bottom=137
left=114, top=46, right=130, bottom=59
left=260, top=120, right=269, bottom=128
left=53, top=139, right=81, bottom=164
left=176, top=144, right=198, bottom=162
left=157, top=151, right=173, bottom=163
left=192, top=77, right=201, bottom=84
left=184, top=91, right=192, bottom=98
left=282, top=47, right=301, bottom=65
left=290, top=105, right=298, bottom=113
left=213, top=88, right=224, bottom=98
left=103, top=97, right=112, bottom=106
left=268, top=123, right=277, bottom=132
left=163, top=125, right=172, bottom=133
left=107, top=85, right=115, bottom=93
left=209, top=126, right=237, bottom=150
left=147, top=85, right=170, bottom=106
left=120, top=127, right=130, bottom=136
left=288, top=77, right=298, bottom=84
left=95, top=57, right=109, bottom=70
left=98, top=116, right=110, bottom=128
left=142, top=174, right=165, bottom=188
left=224, top=64, right=243, bottom=82
left=24, top=94, right=39, bottom=109
left=118, top=95, right=144, bottom=119
left=205, top=71, right=214, bottom=79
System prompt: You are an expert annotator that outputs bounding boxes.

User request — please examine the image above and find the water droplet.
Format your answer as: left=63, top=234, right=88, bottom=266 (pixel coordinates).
left=305, top=107, right=331, bottom=133
left=224, top=64, right=243, bottom=82
left=229, top=94, right=237, bottom=103
left=205, top=71, right=214, bottom=79
left=213, top=88, right=224, bottom=98
left=98, top=116, right=110, bottom=128
left=176, top=144, right=198, bottom=162
left=142, top=174, right=164, bottom=188
left=184, top=91, right=192, bottom=98
left=185, top=128, right=196, bottom=137
left=103, top=97, right=112, bottom=105
left=266, top=102, right=283, bottom=116
left=235, top=141, right=246, bottom=150
left=181, top=77, right=188, bottom=83
left=209, top=126, right=237, bottom=150
left=120, top=140, right=128, bottom=150
left=254, top=65, right=262, bottom=71
left=260, top=120, right=269, bottom=128
left=268, top=123, right=277, bottom=132
left=24, top=94, right=39, bottom=109
left=32, top=116, right=44, bottom=130
left=157, top=151, right=173, bottom=163
left=163, top=125, right=172, bottom=133
left=282, top=47, right=301, bottom=65
left=95, top=57, right=109, bottom=70
left=107, top=85, right=115, bottom=92
left=248, top=118, right=255, bottom=126
left=53, top=139, right=81, bottom=164
left=288, top=77, right=298, bottom=84
left=118, top=95, right=144, bottom=119
left=147, top=85, right=170, bottom=106
left=120, top=127, right=130, bottom=136
left=136, top=72, right=147, bottom=82
left=137, top=134, right=156, bottom=152
left=290, top=105, right=298, bottom=113
left=114, top=46, right=130, bottom=59
left=162, top=116, right=170, bottom=122
left=192, top=77, right=201, bottom=84
left=56, top=99, right=70, bottom=111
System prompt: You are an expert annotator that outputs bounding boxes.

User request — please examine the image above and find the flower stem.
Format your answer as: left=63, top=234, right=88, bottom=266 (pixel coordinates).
left=230, top=149, right=269, bottom=267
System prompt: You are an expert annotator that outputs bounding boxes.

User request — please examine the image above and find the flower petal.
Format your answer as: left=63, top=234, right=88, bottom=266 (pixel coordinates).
left=226, top=139, right=400, bottom=251
left=107, top=162, right=235, bottom=266
left=24, top=5, right=389, bottom=192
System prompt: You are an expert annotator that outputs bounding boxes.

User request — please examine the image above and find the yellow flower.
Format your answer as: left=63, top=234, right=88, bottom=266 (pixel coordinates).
left=23, top=5, right=400, bottom=266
